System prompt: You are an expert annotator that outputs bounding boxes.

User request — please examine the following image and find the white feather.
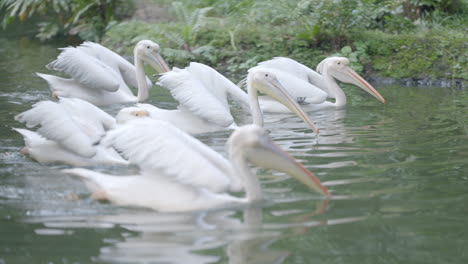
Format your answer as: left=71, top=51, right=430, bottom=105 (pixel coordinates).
left=258, top=57, right=329, bottom=94
left=250, top=65, right=328, bottom=103
left=135, top=103, right=235, bottom=134
left=47, top=47, right=122, bottom=92
left=13, top=128, right=127, bottom=166
left=158, top=68, right=234, bottom=127
left=74, top=41, right=152, bottom=90
left=63, top=168, right=242, bottom=212
left=39, top=41, right=155, bottom=106
left=102, top=119, right=236, bottom=192
left=36, top=73, right=138, bottom=106
left=14, top=97, right=118, bottom=159
left=186, top=62, right=250, bottom=109
left=156, top=62, right=250, bottom=129
left=15, top=100, right=97, bottom=157
left=58, top=97, right=116, bottom=137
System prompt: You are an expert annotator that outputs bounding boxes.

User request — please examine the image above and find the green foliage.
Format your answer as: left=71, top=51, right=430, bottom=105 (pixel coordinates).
left=358, top=30, right=468, bottom=80
left=0, top=0, right=134, bottom=41
left=332, top=43, right=371, bottom=74
left=291, top=0, right=376, bottom=49
left=102, top=0, right=467, bottom=82
left=164, top=2, right=213, bottom=51
left=101, top=21, right=167, bottom=54
left=398, top=0, right=468, bottom=19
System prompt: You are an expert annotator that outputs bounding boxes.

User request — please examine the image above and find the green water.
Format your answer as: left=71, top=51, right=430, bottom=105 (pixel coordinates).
left=0, top=37, right=467, bottom=264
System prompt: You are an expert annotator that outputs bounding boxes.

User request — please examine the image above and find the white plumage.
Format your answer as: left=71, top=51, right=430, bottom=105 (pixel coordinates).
left=62, top=123, right=329, bottom=212
left=47, top=43, right=123, bottom=92
left=258, top=57, right=329, bottom=94
left=102, top=118, right=240, bottom=192
left=245, top=68, right=321, bottom=133
left=251, top=65, right=328, bottom=103
left=133, top=62, right=250, bottom=134
left=254, top=57, right=386, bottom=112
left=37, top=40, right=170, bottom=105
left=161, top=66, right=234, bottom=126
left=136, top=62, right=321, bottom=134
left=14, top=97, right=127, bottom=166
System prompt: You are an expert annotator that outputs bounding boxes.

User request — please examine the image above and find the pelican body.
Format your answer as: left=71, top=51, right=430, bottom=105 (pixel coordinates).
left=63, top=119, right=329, bottom=212
left=255, top=57, right=386, bottom=112
left=14, top=97, right=129, bottom=166
left=37, top=40, right=170, bottom=105
left=134, top=62, right=319, bottom=134
left=137, top=62, right=249, bottom=134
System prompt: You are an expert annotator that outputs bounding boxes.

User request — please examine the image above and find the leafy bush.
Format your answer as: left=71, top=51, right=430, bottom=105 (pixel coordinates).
left=358, top=29, right=468, bottom=80
left=0, top=0, right=134, bottom=41
left=101, top=0, right=467, bottom=81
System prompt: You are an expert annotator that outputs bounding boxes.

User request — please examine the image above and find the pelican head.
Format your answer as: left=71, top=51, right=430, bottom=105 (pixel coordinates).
left=134, top=40, right=170, bottom=73
left=248, top=69, right=320, bottom=133
left=317, top=57, right=386, bottom=103
left=116, top=107, right=150, bottom=124
left=228, top=125, right=329, bottom=196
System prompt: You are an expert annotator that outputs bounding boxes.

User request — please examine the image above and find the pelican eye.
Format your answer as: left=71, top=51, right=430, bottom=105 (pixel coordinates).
left=265, top=73, right=269, bottom=77
left=337, top=62, right=341, bottom=65
left=147, top=45, right=150, bottom=49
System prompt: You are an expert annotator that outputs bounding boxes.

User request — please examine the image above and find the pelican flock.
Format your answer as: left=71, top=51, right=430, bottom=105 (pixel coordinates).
left=12, top=39, right=388, bottom=212
left=134, top=61, right=319, bottom=133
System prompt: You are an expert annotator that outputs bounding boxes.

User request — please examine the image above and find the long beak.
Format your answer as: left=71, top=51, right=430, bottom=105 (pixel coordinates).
left=146, top=51, right=171, bottom=73
left=248, top=136, right=330, bottom=196
left=344, top=67, right=386, bottom=103
left=260, top=78, right=320, bottom=133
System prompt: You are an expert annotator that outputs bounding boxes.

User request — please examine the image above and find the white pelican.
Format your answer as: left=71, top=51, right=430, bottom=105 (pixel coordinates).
left=37, top=40, right=170, bottom=106
left=62, top=122, right=329, bottom=212
left=253, top=57, right=386, bottom=112
left=136, top=62, right=250, bottom=134
left=135, top=62, right=319, bottom=134
left=13, top=97, right=135, bottom=166
left=246, top=68, right=320, bottom=133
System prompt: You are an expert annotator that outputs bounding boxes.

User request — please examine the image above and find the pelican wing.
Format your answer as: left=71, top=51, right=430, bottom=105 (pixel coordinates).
left=13, top=128, right=48, bottom=149
left=259, top=57, right=326, bottom=87
left=77, top=42, right=152, bottom=89
left=58, top=97, right=116, bottom=142
left=14, top=101, right=96, bottom=158
left=158, top=68, right=234, bottom=127
left=250, top=66, right=328, bottom=104
left=47, top=46, right=122, bottom=92
left=102, top=119, right=232, bottom=192
left=186, top=62, right=250, bottom=110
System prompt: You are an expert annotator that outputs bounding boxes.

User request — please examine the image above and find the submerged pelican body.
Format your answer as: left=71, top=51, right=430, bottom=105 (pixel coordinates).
left=254, top=57, right=386, bottom=112
left=63, top=120, right=329, bottom=212
left=37, top=40, right=170, bottom=106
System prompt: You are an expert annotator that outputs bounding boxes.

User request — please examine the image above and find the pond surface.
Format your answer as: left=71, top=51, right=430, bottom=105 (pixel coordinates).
left=0, top=36, right=467, bottom=264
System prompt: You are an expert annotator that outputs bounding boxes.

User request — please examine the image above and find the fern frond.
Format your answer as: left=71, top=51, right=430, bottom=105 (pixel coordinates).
left=172, top=2, right=189, bottom=25
left=191, top=7, right=212, bottom=33
left=162, top=48, right=193, bottom=61
left=163, top=31, right=186, bottom=47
